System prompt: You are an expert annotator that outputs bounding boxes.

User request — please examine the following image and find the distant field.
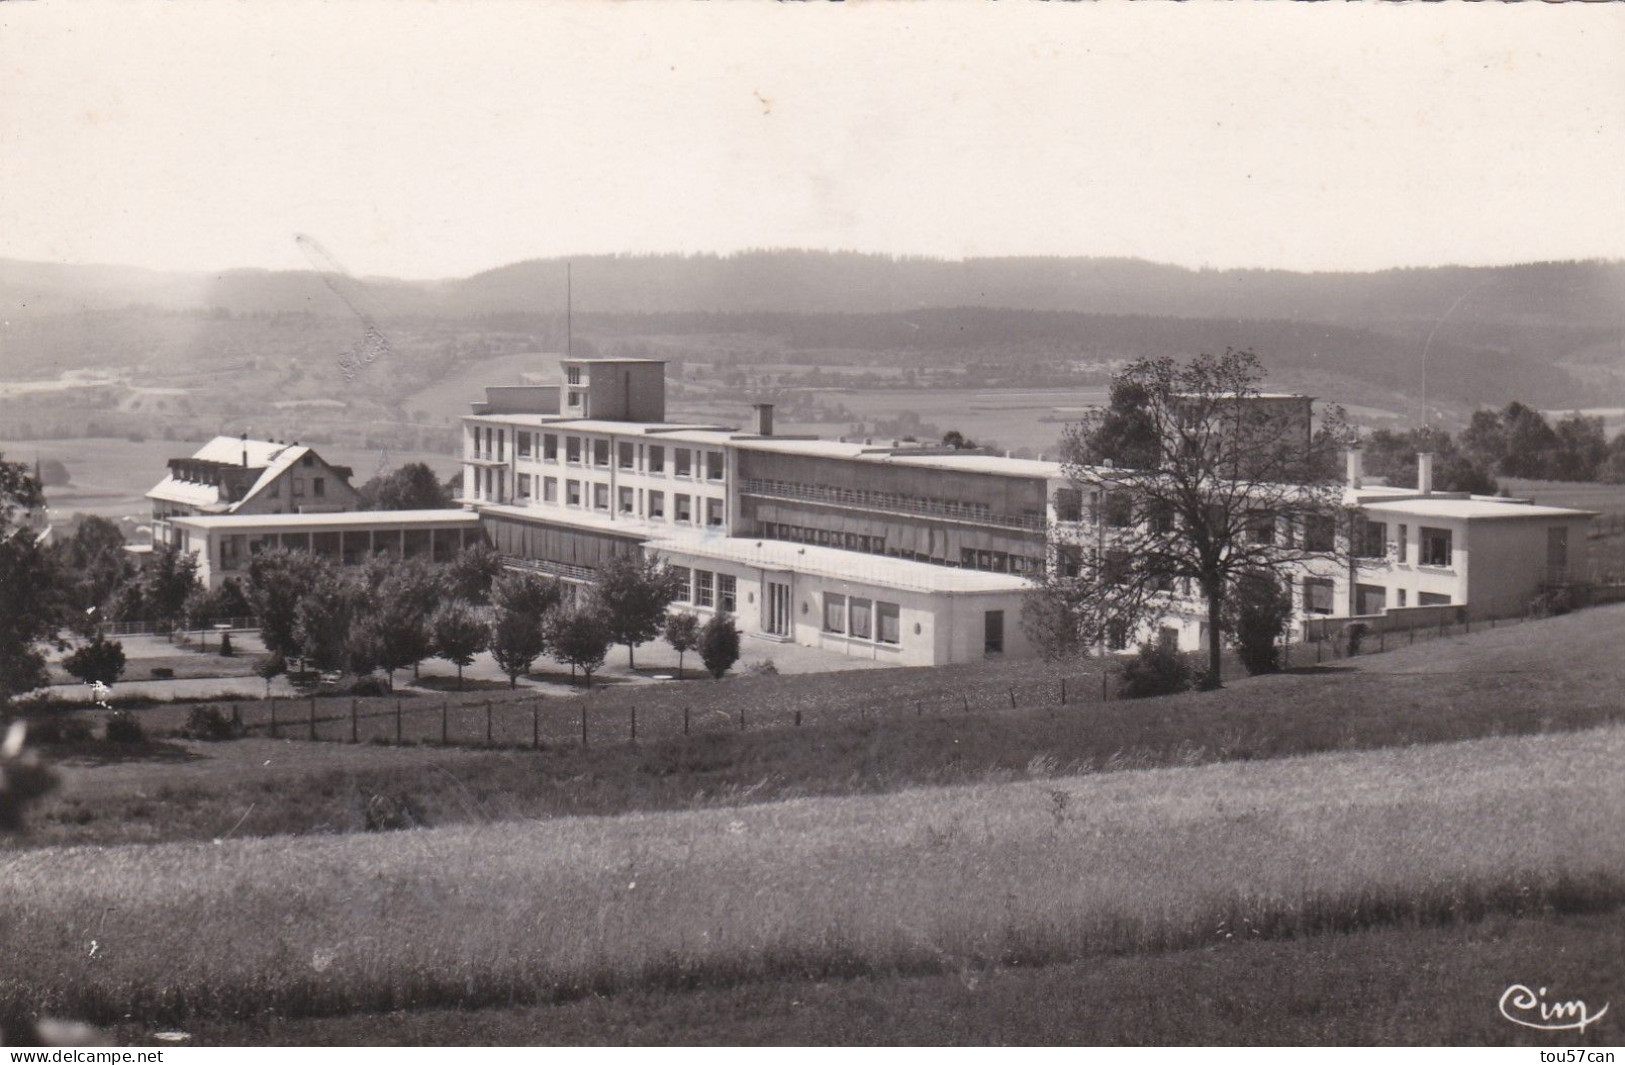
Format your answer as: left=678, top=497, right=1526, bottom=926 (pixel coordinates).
left=0, top=437, right=460, bottom=522
left=1503, top=478, right=1625, bottom=518
left=6, top=724, right=1621, bottom=1030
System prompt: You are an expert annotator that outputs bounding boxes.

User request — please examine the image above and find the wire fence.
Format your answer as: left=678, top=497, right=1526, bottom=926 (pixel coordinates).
left=33, top=584, right=1625, bottom=751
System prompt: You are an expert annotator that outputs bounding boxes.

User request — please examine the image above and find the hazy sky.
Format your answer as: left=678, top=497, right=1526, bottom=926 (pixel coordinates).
left=2, top=2, right=1622, bottom=279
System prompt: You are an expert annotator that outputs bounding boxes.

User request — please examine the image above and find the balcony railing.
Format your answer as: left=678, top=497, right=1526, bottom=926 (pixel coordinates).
left=500, top=554, right=596, bottom=583
left=739, top=477, right=1046, bottom=532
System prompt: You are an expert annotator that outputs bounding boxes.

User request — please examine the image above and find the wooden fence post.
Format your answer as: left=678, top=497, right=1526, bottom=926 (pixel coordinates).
left=794, top=709, right=802, bottom=727
left=350, top=699, right=358, bottom=744
left=1059, top=679, right=1066, bottom=706
left=395, top=698, right=403, bottom=744
left=683, top=706, right=690, bottom=736
left=961, top=693, right=970, bottom=714
left=485, top=701, right=493, bottom=747
left=630, top=705, right=637, bottom=745
left=1008, top=688, right=1017, bottom=709
left=309, top=696, right=316, bottom=741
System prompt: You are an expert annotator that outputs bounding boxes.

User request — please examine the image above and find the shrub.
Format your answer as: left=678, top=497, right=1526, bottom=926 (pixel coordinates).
left=743, top=657, right=778, bottom=676
left=102, top=710, right=145, bottom=744
left=1118, top=640, right=1191, bottom=699
left=348, top=674, right=392, bottom=697
left=27, top=714, right=94, bottom=745
left=181, top=705, right=244, bottom=742
left=1345, top=621, right=1369, bottom=656
left=699, top=613, right=741, bottom=680
left=62, top=635, right=126, bottom=687
left=1225, top=572, right=1292, bottom=676
left=150, top=667, right=175, bottom=680
left=1531, top=587, right=1579, bottom=617
left=219, top=631, right=235, bottom=657
left=364, top=793, right=427, bottom=832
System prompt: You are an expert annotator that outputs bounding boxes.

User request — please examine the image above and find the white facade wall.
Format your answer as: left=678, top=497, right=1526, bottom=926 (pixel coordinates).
left=654, top=551, right=1033, bottom=667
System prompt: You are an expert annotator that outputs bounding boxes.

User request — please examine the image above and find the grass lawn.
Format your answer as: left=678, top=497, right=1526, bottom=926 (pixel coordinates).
left=4, top=724, right=1622, bottom=1030
left=157, top=911, right=1624, bottom=1046
left=21, top=603, right=1625, bottom=848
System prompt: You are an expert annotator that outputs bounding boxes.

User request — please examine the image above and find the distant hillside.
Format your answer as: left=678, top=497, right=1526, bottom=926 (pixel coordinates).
left=3, top=251, right=1622, bottom=409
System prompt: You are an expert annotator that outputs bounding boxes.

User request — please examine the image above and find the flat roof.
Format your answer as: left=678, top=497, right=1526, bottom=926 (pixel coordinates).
left=474, top=501, right=664, bottom=540
left=644, top=536, right=1034, bottom=594
left=1362, top=498, right=1597, bottom=520
left=171, top=509, right=480, bottom=531
left=875, top=453, right=1065, bottom=479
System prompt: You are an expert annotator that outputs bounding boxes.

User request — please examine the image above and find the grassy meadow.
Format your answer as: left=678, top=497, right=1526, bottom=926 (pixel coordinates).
left=167, top=912, right=1625, bottom=1045
left=4, top=724, right=1622, bottom=1031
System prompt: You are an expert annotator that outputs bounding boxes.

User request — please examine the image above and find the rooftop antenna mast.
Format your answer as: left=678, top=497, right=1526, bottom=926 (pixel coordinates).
left=566, top=261, right=572, bottom=359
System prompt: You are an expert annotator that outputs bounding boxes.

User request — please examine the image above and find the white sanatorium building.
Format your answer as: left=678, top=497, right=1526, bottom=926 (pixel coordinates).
left=150, top=357, right=1597, bottom=666
left=457, top=357, right=1596, bottom=666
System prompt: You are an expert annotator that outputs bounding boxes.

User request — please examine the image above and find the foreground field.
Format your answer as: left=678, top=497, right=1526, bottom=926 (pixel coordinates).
left=5, top=724, right=1622, bottom=1030
left=168, top=912, right=1624, bottom=1046
left=25, top=603, right=1625, bottom=848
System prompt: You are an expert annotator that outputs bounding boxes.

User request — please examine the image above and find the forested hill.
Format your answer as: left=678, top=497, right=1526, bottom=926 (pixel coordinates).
left=3, top=252, right=1622, bottom=410
left=5, top=252, right=1622, bottom=328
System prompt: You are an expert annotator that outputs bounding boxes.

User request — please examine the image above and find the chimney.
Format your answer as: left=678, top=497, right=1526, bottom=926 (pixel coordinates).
left=241, top=431, right=248, bottom=467
left=1418, top=451, right=1434, bottom=496
left=752, top=403, right=775, bottom=436
left=1346, top=444, right=1363, bottom=489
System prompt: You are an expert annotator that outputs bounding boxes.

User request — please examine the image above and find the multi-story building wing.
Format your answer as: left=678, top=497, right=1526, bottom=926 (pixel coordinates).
left=461, top=357, right=1597, bottom=665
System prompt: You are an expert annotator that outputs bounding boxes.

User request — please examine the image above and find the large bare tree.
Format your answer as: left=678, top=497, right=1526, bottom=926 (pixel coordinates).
left=1025, top=350, right=1351, bottom=685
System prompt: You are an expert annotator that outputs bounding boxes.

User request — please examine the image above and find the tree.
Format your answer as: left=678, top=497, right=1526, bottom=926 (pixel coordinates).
left=444, top=543, right=503, bottom=604
left=431, top=601, right=488, bottom=689
left=698, top=612, right=741, bottom=680
left=255, top=651, right=286, bottom=698
left=62, top=634, right=126, bottom=688
left=546, top=605, right=611, bottom=687
left=663, top=611, right=701, bottom=678
left=1499, top=402, right=1559, bottom=479
left=1551, top=413, right=1608, bottom=482
left=357, top=581, right=436, bottom=690
left=0, top=456, right=63, bottom=709
left=141, top=545, right=201, bottom=635
left=1223, top=570, right=1294, bottom=676
left=247, top=548, right=328, bottom=663
left=491, top=570, right=566, bottom=620
left=357, top=462, right=454, bottom=511
left=591, top=553, right=684, bottom=668
left=1078, top=378, right=1162, bottom=471
left=1026, top=350, right=1349, bottom=686
left=52, top=517, right=129, bottom=632
left=490, top=609, right=546, bottom=688
left=184, top=583, right=219, bottom=633
left=293, top=570, right=357, bottom=673
left=941, top=429, right=978, bottom=451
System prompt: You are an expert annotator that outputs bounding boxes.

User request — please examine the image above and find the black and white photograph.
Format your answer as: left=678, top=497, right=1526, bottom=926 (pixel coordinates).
left=1, top=0, right=1623, bottom=1050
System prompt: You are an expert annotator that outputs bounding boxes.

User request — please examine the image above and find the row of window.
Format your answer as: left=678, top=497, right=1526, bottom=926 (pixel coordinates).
left=1355, top=521, right=1454, bottom=568
left=511, top=432, right=725, bottom=481
left=514, top=475, right=726, bottom=525
left=1301, top=577, right=1451, bottom=615
left=670, top=567, right=738, bottom=612
left=822, top=593, right=902, bottom=645
left=756, top=522, right=1041, bottom=574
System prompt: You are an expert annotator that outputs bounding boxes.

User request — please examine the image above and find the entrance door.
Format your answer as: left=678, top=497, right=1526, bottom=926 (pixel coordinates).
left=764, top=580, right=791, bottom=636
left=984, top=609, right=1005, bottom=655
left=1547, top=527, right=1569, bottom=581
